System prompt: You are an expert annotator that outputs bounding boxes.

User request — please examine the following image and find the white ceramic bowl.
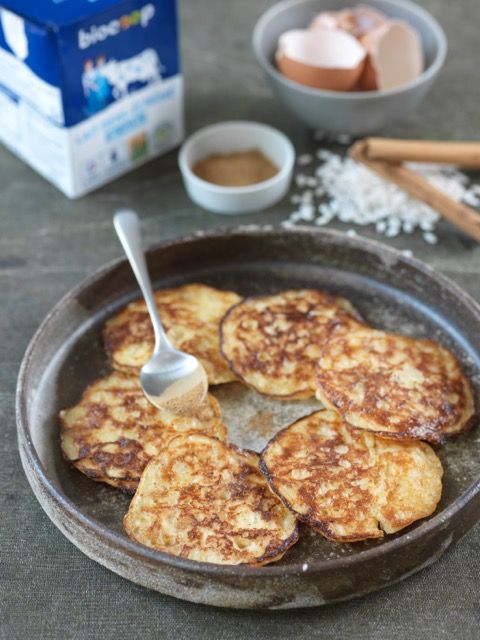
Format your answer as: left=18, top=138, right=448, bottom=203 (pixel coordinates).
left=178, top=121, right=295, bottom=214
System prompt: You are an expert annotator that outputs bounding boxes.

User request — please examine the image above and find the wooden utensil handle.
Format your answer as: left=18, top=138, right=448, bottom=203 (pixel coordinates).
left=364, top=138, right=480, bottom=169
left=350, top=141, right=480, bottom=243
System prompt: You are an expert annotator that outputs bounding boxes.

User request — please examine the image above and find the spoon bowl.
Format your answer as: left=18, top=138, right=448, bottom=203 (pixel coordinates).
left=113, top=209, right=208, bottom=414
left=141, top=349, right=208, bottom=415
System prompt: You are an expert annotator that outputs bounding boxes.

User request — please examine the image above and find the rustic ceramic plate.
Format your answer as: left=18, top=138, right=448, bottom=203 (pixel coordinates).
left=16, top=226, right=480, bottom=609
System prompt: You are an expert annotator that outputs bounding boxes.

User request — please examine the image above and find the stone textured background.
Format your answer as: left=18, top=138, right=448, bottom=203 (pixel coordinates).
left=1, top=1, right=479, bottom=638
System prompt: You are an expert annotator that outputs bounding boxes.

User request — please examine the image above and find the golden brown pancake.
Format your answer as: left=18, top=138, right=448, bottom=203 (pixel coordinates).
left=124, top=433, right=299, bottom=565
left=219, top=289, right=363, bottom=399
left=103, top=283, right=241, bottom=385
left=316, top=327, right=475, bottom=443
left=59, top=371, right=227, bottom=492
left=260, top=410, right=443, bottom=541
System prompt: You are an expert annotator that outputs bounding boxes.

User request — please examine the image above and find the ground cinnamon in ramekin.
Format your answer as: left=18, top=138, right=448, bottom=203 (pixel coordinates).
left=192, top=149, right=279, bottom=187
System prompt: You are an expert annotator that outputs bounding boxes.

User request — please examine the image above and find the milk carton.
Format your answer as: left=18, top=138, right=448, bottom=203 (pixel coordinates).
left=0, top=0, right=183, bottom=197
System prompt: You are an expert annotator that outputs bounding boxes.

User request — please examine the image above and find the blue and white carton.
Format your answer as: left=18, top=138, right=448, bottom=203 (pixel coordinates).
left=0, top=0, right=183, bottom=197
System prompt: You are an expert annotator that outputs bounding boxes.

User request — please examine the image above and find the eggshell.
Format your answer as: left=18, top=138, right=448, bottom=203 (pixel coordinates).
left=276, top=28, right=366, bottom=91
left=359, top=20, right=424, bottom=90
left=359, top=52, right=379, bottom=91
left=309, top=5, right=388, bottom=38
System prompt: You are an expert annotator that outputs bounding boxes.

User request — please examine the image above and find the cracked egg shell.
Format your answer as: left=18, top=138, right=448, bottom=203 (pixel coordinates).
left=276, top=28, right=366, bottom=91
left=309, top=4, right=388, bottom=39
left=359, top=19, right=424, bottom=90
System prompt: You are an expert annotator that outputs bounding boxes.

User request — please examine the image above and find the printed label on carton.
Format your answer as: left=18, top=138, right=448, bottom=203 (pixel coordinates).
left=0, top=0, right=183, bottom=197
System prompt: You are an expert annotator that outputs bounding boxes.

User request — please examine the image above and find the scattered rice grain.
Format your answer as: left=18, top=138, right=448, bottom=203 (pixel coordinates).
left=297, top=154, right=313, bottom=166
left=423, top=232, right=438, bottom=245
left=283, top=148, right=480, bottom=245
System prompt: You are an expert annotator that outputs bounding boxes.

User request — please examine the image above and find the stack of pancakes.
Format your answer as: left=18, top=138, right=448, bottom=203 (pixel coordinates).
left=60, top=283, right=476, bottom=565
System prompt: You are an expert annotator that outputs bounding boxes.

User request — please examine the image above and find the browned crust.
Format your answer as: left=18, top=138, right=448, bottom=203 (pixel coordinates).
left=219, top=295, right=302, bottom=399
left=221, top=442, right=301, bottom=565
left=219, top=290, right=364, bottom=400
left=102, top=283, right=241, bottom=385
left=258, top=413, right=384, bottom=542
left=316, top=385, right=479, bottom=446
left=343, top=412, right=479, bottom=446
left=219, top=296, right=311, bottom=399
left=316, top=330, right=477, bottom=444
left=246, top=526, right=300, bottom=566
left=79, top=470, right=138, bottom=495
left=124, top=500, right=300, bottom=567
left=124, top=434, right=300, bottom=565
left=59, top=371, right=227, bottom=492
left=259, top=410, right=443, bottom=542
left=258, top=454, right=383, bottom=543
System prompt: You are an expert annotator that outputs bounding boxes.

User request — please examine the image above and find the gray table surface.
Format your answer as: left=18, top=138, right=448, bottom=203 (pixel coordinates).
left=1, top=1, right=480, bottom=638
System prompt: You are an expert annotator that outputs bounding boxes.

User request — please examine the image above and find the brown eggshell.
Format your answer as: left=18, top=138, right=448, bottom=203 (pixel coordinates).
left=359, top=19, right=424, bottom=91
left=359, top=53, right=378, bottom=90
left=276, top=28, right=366, bottom=91
left=309, top=5, right=388, bottom=38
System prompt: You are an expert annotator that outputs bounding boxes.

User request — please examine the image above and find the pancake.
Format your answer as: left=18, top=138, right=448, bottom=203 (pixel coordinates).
left=103, top=283, right=241, bottom=385
left=59, top=371, right=227, bottom=492
left=124, top=433, right=299, bottom=565
left=219, top=289, right=363, bottom=399
left=316, top=327, right=475, bottom=443
left=260, top=410, right=443, bottom=541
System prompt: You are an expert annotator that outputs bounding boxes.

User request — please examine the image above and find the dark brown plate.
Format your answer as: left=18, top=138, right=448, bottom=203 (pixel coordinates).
left=16, top=226, right=480, bottom=609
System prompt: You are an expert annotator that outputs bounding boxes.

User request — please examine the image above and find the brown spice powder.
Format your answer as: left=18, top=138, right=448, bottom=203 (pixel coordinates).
left=192, top=148, right=279, bottom=187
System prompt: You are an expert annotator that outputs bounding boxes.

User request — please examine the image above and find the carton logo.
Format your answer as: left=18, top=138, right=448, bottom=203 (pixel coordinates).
left=78, top=4, right=155, bottom=50
left=82, top=48, right=163, bottom=115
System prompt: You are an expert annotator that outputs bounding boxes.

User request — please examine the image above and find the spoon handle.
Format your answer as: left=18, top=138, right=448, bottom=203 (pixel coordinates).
left=113, top=209, right=170, bottom=350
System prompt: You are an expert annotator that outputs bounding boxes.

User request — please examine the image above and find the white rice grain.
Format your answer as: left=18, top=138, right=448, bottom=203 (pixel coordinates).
left=283, top=149, right=480, bottom=245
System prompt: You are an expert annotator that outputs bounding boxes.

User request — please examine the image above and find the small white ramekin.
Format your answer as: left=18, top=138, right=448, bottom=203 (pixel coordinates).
left=178, top=120, right=295, bottom=214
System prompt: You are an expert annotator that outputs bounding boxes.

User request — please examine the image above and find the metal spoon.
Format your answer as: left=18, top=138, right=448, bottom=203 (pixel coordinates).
left=113, top=209, right=208, bottom=414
